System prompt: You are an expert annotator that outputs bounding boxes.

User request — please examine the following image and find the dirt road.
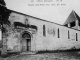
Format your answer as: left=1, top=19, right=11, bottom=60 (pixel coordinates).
left=0, top=51, right=80, bottom=60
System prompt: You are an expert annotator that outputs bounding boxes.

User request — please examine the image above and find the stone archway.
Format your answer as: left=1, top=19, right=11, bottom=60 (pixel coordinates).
left=21, top=31, right=31, bottom=52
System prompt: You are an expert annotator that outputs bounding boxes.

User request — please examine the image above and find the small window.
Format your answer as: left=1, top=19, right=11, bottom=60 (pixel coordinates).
left=78, top=20, right=80, bottom=26
left=0, top=30, right=2, bottom=40
left=70, top=21, right=75, bottom=27
left=79, top=22, right=80, bottom=26
left=0, top=24, right=1, bottom=29
left=76, top=33, right=78, bottom=41
left=43, top=25, right=46, bottom=37
left=58, top=28, right=60, bottom=38
left=68, top=30, right=70, bottom=39
left=0, top=25, right=1, bottom=30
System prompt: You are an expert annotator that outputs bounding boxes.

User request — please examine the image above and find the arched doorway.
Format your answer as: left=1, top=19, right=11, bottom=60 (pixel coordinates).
left=21, top=31, right=31, bottom=51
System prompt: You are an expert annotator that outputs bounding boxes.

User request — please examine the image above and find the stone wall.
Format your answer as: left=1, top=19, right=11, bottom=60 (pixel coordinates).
left=2, top=11, right=80, bottom=52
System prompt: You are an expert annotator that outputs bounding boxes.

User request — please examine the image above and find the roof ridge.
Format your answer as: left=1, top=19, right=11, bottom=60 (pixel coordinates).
left=72, top=10, right=78, bottom=20
left=63, top=10, right=79, bottom=25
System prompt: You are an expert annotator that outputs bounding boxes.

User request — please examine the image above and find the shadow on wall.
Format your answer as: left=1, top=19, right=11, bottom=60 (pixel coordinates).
left=14, top=22, right=38, bottom=30
left=36, top=48, right=80, bottom=54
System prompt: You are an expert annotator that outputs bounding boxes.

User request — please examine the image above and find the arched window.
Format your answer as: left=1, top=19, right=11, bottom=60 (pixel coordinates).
left=22, top=31, right=31, bottom=39
left=76, top=33, right=78, bottom=41
left=43, top=25, right=46, bottom=37
left=58, top=28, right=60, bottom=38
left=68, top=30, right=70, bottom=39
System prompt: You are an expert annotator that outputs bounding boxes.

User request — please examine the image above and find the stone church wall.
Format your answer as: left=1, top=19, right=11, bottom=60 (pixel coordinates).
left=2, top=11, right=80, bottom=52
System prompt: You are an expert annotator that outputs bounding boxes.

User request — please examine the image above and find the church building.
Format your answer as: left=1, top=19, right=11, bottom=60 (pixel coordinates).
left=1, top=9, right=80, bottom=54
left=0, top=3, right=80, bottom=54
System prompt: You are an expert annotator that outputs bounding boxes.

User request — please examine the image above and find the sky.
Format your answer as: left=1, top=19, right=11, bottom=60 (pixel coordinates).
left=4, top=0, right=80, bottom=25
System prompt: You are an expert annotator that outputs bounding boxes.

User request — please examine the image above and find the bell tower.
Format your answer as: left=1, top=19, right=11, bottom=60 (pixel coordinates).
left=64, top=10, right=80, bottom=30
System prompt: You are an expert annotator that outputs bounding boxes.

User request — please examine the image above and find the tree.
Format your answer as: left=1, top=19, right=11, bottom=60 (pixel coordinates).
left=0, top=0, right=11, bottom=25
left=0, top=0, right=6, bottom=6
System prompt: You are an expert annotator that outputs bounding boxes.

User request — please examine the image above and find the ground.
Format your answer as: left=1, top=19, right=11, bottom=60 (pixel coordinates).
left=0, top=51, right=80, bottom=60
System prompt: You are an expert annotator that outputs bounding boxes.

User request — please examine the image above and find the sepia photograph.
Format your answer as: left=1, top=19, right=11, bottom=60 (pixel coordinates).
left=0, top=0, right=80, bottom=60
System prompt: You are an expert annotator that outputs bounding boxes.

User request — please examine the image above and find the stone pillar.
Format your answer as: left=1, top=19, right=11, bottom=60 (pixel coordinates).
left=76, top=20, right=79, bottom=30
left=68, top=23, right=70, bottom=27
left=76, top=20, right=78, bottom=26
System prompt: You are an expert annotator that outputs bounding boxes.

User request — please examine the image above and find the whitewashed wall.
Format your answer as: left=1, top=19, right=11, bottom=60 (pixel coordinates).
left=28, top=15, right=80, bottom=51
left=5, top=12, right=80, bottom=52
